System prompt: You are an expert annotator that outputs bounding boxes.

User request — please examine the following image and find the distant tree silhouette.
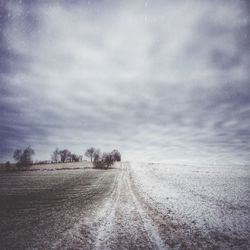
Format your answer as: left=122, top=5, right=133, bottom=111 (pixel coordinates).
left=71, top=154, right=82, bottom=162
left=111, top=149, right=121, bottom=161
left=102, top=153, right=115, bottom=169
left=13, top=146, right=35, bottom=166
left=59, top=149, right=71, bottom=163
left=93, top=150, right=122, bottom=169
left=51, top=148, right=60, bottom=163
left=86, top=147, right=122, bottom=169
left=13, top=149, right=22, bottom=162
left=93, top=149, right=101, bottom=162
left=85, top=147, right=96, bottom=162
left=93, top=149, right=102, bottom=168
left=52, top=148, right=82, bottom=163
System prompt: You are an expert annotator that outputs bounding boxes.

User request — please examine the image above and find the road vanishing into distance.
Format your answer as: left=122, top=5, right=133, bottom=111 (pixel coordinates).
left=0, top=162, right=248, bottom=249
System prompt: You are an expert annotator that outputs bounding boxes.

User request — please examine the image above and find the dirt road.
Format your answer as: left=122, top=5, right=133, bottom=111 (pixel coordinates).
left=94, top=162, right=166, bottom=250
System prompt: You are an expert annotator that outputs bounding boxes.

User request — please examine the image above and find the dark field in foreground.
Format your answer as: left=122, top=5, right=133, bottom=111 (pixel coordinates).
left=0, top=167, right=118, bottom=249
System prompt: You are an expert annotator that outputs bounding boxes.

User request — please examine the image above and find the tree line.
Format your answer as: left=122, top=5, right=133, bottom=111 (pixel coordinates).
left=12, top=146, right=121, bottom=169
left=85, top=147, right=121, bottom=169
left=51, top=148, right=83, bottom=163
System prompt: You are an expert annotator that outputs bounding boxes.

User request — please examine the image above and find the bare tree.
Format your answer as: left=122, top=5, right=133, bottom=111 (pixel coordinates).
left=93, top=149, right=101, bottom=168
left=59, top=149, right=71, bottom=163
left=93, top=149, right=101, bottom=161
left=22, top=146, right=35, bottom=165
left=91, top=148, right=121, bottom=169
left=102, top=153, right=114, bottom=169
left=93, top=151, right=115, bottom=169
left=71, top=154, right=83, bottom=162
left=85, top=147, right=96, bottom=162
left=111, top=149, right=121, bottom=162
left=13, top=149, right=22, bottom=162
left=13, top=146, right=35, bottom=166
left=51, top=148, right=60, bottom=163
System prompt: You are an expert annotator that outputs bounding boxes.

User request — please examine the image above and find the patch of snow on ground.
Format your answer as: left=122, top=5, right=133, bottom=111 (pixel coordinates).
left=131, top=162, right=250, bottom=242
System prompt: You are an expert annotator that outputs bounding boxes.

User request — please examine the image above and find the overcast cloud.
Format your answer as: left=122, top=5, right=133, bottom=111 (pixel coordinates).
left=1, top=0, right=250, bottom=163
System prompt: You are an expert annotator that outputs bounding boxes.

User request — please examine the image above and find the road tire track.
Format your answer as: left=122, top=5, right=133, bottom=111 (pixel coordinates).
left=94, top=162, right=167, bottom=250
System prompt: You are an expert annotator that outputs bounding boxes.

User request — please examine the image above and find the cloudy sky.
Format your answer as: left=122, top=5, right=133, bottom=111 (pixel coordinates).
left=1, top=0, right=249, bottom=163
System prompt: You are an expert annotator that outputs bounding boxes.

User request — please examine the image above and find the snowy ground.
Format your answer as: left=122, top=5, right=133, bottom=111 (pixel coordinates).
left=131, top=162, right=250, bottom=249
left=0, top=162, right=249, bottom=249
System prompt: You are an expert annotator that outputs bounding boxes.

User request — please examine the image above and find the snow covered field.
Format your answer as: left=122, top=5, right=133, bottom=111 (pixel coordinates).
left=131, top=162, right=250, bottom=248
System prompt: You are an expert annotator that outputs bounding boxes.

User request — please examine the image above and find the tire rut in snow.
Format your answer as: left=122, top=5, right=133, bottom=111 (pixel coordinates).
left=95, top=162, right=167, bottom=250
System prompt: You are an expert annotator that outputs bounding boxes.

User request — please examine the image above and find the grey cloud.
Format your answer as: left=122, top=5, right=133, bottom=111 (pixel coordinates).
left=0, top=0, right=249, bottom=163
